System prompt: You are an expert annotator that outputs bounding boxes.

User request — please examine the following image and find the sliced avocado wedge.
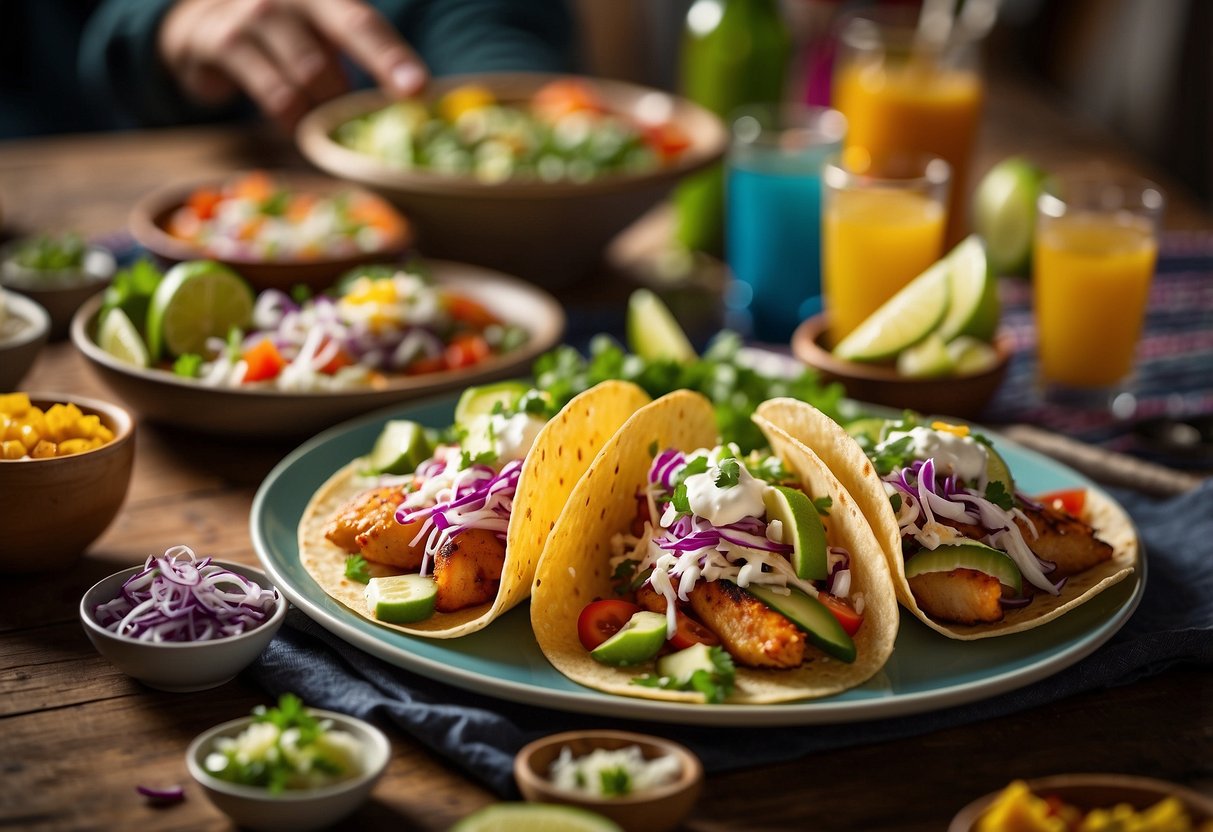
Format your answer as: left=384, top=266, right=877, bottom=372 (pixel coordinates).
left=453, top=380, right=531, bottom=428
left=366, top=419, right=432, bottom=475
left=656, top=642, right=717, bottom=685
left=590, top=610, right=668, bottom=666
left=904, top=542, right=1022, bottom=595
left=984, top=443, right=1015, bottom=496
left=745, top=584, right=856, bottom=663
left=763, top=485, right=828, bottom=581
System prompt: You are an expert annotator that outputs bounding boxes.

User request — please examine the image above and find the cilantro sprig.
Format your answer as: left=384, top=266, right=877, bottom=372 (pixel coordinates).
left=344, top=554, right=371, bottom=583
left=632, top=646, right=736, bottom=704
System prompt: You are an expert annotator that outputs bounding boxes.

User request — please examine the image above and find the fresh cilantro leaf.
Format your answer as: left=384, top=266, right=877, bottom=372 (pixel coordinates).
left=225, top=326, right=245, bottom=360
left=631, top=646, right=736, bottom=704
left=670, top=483, right=691, bottom=517
left=971, top=432, right=993, bottom=447
left=812, top=496, right=833, bottom=516
left=870, top=435, right=915, bottom=476
left=344, top=555, right=371, bottom=583
left=290, top=284, right=313, bottom=304
left=260, top=190, right=290, bottom=216
left=599, top=767, right=632, bottom=797
left=984, top=480, right=1014, bottom=511
left=611, top=560, right=638, bottom=595
left=14, top=233, right=86, bottom=270
left=100, top=258, right=163, bottom=330
left=671, top=455, right=708, bottom=489
left=890, top=493, right=902, bottom=513
left=457, top=448, right=498, bottom=469
left=172, top=353, right=203, bottom=378
left=745, top=452, right=790, bottom=484
left=714, top=458, right=741, bottom=488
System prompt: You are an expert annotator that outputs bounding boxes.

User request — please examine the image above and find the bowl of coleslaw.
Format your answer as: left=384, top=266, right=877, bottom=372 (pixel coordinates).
left=80, top=548, right=286, bottom=691
left=130, top=170, right=412, bottom=292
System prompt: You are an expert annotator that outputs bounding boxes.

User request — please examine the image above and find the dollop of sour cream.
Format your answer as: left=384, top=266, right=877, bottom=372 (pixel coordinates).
left=548, top=745, right=682, bottom=798
left=880, top=426, right=989, bottom=483
left=488, top=412, right=545, bottom=462
left=683, top=459, right=766, bottom=526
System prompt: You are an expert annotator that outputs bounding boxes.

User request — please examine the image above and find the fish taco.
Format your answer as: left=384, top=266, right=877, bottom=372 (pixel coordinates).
left=298, top=380, right=652, bottom=637
left=531, top=390, right=899, bottom=704
left=754, top=399, right=1137, bottom=640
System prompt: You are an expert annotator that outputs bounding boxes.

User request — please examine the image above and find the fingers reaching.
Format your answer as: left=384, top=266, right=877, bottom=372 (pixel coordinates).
left=303, top=0, right=428, bottom=97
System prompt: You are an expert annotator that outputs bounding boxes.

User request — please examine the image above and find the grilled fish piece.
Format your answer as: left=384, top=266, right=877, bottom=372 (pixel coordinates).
left=908, top=568, right=1004, bottom=625
left=692, top=581, right=805, bottom=669
left=1015, top=504, right=1113, bottom=577
left=324, top=487, right=404, bottom=553
left=433, top=528, right=507, bottom=612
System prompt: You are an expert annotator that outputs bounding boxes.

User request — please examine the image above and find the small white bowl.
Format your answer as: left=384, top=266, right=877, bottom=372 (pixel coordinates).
left=0, top=290, right=50, bottom=389
left=79, top=561, right=286, bottom=692
left=186, top=709, right=391, bottom=832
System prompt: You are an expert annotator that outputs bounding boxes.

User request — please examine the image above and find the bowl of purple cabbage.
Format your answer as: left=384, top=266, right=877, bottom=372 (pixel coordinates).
left=80, top=545, right=286, bottom=692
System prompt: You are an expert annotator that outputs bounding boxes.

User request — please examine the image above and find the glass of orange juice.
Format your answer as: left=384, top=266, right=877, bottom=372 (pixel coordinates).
left=833, top=11, right=983, bottom=246
left=1033, top=175, right=1165, bottom=400
left=822, top=150, right=950, bottom=344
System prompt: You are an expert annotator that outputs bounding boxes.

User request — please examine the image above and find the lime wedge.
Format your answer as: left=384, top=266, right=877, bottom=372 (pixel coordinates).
left=947, top=336, right=999, bottom=375
left=626, top=288, right=696, bottom=362
left=973, top=158, right=1046, bottom=276
left=937, top=236, right=999, bottom=342
left=763, top=485, right=828, bottom=580
left=451, top=804, right=622, bottom=832
left=453, top=381, right=531, bottom=427
left=365, top=574, right=437, bottom=624
left=367, top=420, right=432, bottom=475
left=146, top=261, right=254, bottom=360
left=897, top=333, right=954, bottom=378
left=984, top=444, right=1015, bottom=496
left=832, top=260, right=950, bottom=363
left=97, top=308, right=150, bottom=368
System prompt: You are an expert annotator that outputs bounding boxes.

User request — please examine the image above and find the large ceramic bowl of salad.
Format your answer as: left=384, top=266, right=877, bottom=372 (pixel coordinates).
left=296, top=73, right=727, bottom=284
left=130, top=170, right=412, bottom=292
left=70, top=257, right=563, bottom=438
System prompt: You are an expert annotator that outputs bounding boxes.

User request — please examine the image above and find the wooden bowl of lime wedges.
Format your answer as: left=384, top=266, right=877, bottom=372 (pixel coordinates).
left=792, top=236, right=1011, bottom=420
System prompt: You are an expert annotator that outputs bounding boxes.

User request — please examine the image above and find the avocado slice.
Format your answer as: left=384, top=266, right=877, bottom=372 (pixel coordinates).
left=745, top=584, right=856, bottom=663
left=590, top=611, right=668, bottom=667
left=845, top=416, right=889, bottom=445
left=904, top=542, right=1022, bottom=595
left=656, top=642, right=717, bottom=685
left=453, top=380, right=531, bottom=428
left=365, top=419, right=433, bottom=475
left=763, top=485, right=828, bottom=581
left=984, top=443, right=1015, bottom=496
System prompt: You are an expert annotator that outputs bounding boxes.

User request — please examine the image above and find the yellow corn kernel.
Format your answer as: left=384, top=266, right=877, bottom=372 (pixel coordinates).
left=20, top=407, right=48, bottom=438
left=3, top=419, right=22, bottom=441
left=57, top=438, right=98, bottom=456
left=0, top=393, right=31, bottom=417
left=439, top=84, right=495, bottom=122
left=15, top=423, right=41, bottom=451
left=70, top=414, right=102, bottom=440
left=1, top=439, right=27, bottom=459
left=30, top=439, right=58, bottom=458
left=96, top=424, right=115, bottom=442
left=44, top=403, right=83, bottom=442
left=931, top=420, right=970, bottom=438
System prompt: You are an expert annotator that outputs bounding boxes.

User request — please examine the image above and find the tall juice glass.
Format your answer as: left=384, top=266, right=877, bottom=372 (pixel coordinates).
left=1033, top=176, right=1165, bottom=391
left=726, top=105, right=846, bottom=342
left=822, top=151, right=950, bottom=343
left=833, top=13, right=983, bottom=246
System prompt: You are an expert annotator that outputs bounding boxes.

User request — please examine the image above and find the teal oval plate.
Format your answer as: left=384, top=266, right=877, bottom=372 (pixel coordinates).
left=251, top=394, right=1145, bottom=727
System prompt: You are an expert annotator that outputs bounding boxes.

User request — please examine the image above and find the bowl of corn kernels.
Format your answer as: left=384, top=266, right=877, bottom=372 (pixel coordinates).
left=0, top=392, right=135, bottom=572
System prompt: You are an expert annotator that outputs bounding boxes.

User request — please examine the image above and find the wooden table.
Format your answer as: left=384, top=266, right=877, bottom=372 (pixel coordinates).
left=3, top=74, right=1212, bottom=831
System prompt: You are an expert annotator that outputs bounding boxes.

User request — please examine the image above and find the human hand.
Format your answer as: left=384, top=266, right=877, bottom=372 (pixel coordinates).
left=159, top=0, right=427, bottom=128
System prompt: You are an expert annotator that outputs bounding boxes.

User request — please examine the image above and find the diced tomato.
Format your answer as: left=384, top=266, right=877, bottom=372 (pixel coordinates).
left=229, top=170, right=274, bottom=202
left=444, top=334, right=491, bottom=369
left=818, top=593, right=863, bottom=636
left=669, top=609, right=719, bottom=650
left=406, top=355, right=447, bottom=375
left=644, top=122, right=692, bottom=162
left=242, top=338, right=286, bottom=383
left=1035, top=488, right=1087, bottom=517
left=317, top=342, right=355, bottom=375
left=577, top=600, right=642, bottom=651
left=532, top=79, right=604, bottom=121
left=186, top=188, right=223, bottom=220
left=444, top=294, right=499, bottom=329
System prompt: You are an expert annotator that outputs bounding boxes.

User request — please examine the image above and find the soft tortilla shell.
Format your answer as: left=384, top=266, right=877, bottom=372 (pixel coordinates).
left=530, top=391, right=899, bottom=704
left=755, top=397, right=1138, bottom=640
left=298, top=380, right=652, bottom=638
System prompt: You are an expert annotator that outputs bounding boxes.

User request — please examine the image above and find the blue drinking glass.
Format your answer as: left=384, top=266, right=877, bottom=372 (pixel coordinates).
left=726, top=105, right=847, bottom=343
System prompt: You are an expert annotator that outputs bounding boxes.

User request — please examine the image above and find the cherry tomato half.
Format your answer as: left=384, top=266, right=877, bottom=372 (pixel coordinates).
left=1035, top=488, right=1087, bottom=517
left=444, top=334, right=491, bottom=370
left=818, top=593, right=863, bottom=637
left=669, top=609, right=719, bottom=650
left=576, top=599, right=641, bottom=651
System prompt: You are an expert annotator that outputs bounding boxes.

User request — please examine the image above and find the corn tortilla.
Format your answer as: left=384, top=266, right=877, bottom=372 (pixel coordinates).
left=298, top=380, right=652, bottom=638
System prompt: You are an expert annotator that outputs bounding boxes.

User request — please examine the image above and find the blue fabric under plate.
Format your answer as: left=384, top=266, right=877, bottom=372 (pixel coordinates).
left=251, top=480, right=1213, bottom=797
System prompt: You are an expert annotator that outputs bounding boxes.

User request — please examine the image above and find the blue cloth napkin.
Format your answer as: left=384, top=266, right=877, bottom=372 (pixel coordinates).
left=251, top=480, right=1213, bottom=797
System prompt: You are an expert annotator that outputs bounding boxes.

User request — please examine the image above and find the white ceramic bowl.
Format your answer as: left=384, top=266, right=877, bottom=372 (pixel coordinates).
left=186, top=709, right=391, bottom=832
left=79, top=561, right=286, bottom=691
left=0, top=240, right=115, bottom=340
left=0, top=290, right=50, bottom=390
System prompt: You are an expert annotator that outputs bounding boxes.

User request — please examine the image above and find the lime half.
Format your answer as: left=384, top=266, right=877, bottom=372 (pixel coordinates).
left=146, top=261, right=254, bottom=360
left=451, top=804, right=623, bottom=832
left=832, top=260, right=950, bottom=363
left=98, top=308, right=150, bottom=368
left=626, top=288, right=696, bottom=362
left=973, top=158, right=1046, bottom=276
left=937, top=236, right=999, bottom=342
left=897, top=333, right=954, bottom=379
left=365, top=574, right=437, bottom=624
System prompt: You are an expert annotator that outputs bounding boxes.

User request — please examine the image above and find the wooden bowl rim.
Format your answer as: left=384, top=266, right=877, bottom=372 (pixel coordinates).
left=0, top=392, right=134, bottom=464
left=296, top=73, right=728, bottom=199
left=513, top=729, right=703, bottom=807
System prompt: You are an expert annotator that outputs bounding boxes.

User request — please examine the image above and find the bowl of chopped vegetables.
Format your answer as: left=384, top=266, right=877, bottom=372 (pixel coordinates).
left=130, top=170, right=412, bottom=292
left=0, top=392, right=134, bottom=572
left=0, top=233, right=115, bottom=339
left=70, top=257, right=563, bottom=438
left=514, top=730, right=703, bottom=832
left=297, top=74, right=727, bottom=285
left=80, top=546, right=286, bottom=690
left=186, top=694, right=390, bottom=832
left=0, top=289, right=50, bottom=390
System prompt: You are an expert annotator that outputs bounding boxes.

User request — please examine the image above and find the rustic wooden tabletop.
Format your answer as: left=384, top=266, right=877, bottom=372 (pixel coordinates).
left=2, top=71, right=1211, bottom=831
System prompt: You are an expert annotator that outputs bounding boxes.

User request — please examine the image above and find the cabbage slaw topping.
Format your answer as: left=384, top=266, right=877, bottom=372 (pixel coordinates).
left=613, top=446, right=856, bottom=638
left=93, top=545, right=278, bottom=642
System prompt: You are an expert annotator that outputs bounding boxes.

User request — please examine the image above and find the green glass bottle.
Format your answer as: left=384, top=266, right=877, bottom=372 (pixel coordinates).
left=675, top=0, right=791, bottom=255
